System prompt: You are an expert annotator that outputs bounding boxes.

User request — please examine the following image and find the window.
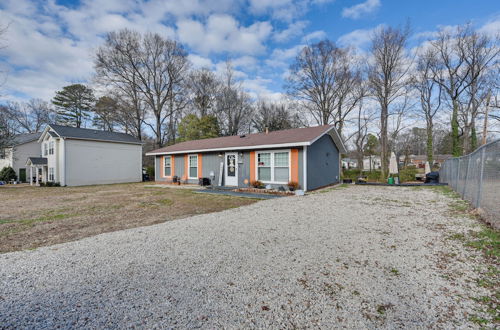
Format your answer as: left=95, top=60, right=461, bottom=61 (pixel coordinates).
left=257, top=150, right=290, bottom=183
left=49, top=168, right=54, bottom=182
left=43, top=143, right=48, bottom=156
left=0, top=148, right=5, bottom=159
left=257, top=152, right=271, bottom=181
left=164, top=156, right=172, bottom=177
left=188, top=155, right=198, bottom=179
left=49, top=141, right=54, bottom=155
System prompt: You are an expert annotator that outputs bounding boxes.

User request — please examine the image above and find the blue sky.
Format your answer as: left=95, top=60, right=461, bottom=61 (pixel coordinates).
left=0, top=0, right=499, bottom=103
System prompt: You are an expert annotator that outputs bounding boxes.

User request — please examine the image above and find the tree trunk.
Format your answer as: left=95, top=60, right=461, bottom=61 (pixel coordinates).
left=380, top=104, right=389, bottom=179
left=426, top=120, right=434, bottom=164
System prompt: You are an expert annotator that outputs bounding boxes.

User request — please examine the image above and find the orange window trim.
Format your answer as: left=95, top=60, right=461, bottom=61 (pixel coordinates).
left=171, top=156, right=175, bottom=177
left=249, top=151, right=256, bottom=182
left=291, top=149, right=299, bottom=183
left=198, top=153, right=203, bottom=178
left=183, top=154, right=188, bottom=180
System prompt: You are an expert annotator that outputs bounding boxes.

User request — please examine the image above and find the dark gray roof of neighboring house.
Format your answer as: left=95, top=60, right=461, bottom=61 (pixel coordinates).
left=26, top=157, right=47, bottom=165
left=47, top=124, right=143, bottom=145
left=8, top=132, right=42, bottom=146
left=147, top=125, right=347, bottom=155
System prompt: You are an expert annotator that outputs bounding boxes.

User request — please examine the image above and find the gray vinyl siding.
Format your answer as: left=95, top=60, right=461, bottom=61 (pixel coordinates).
left=174, top=155, right=184, bottom=178
left=298, top=148, right=304, bottom=190
left=238, top=151, right=250, bottom=187
left=155, top=156, right=163, bottom=181
left=307, top=134, right=340, bottom=190
left=201, top=152, right=222, bottom=186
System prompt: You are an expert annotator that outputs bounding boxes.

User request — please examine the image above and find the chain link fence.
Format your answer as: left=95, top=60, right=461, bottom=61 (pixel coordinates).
left=440, top=139, right=500, bottom=228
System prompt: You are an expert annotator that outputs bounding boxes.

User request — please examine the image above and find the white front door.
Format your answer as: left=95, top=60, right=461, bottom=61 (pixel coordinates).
left=225, top=152, right=238, bottom=186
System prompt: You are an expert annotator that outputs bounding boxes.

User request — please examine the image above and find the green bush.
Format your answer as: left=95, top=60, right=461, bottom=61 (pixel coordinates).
left=342, top=169, right=383, bottom=182
left=146, top=166, right=155, bottom=178
left=0, top=166, right=17, bottom=182
left=397, top=168, right=418, bottom=182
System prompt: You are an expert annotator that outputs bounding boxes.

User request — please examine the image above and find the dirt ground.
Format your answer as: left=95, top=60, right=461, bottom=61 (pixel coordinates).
left=0, top=183, right=256, bottom=253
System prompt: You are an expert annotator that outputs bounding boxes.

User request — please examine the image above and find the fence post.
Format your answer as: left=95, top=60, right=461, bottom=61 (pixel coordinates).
left=462, top=156, right=470, bottom=198
left=476, top=148, right=486, bottom=209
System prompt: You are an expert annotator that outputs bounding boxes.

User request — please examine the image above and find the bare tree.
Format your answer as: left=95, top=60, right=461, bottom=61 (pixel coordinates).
left=252, top=100, right=302, bottom=132
left=188, top=68, right=220, bottom=117
left=6, top=99, right=54, bottom=133
left=286, top=40, right=362, bottom=136
left=459, top=29, right=500, bottom=153
left=411, top=49, right=442, bottom=163
left=215, top=62, right=253, bottom=136
left=368, top=24, right=411, bottom=177
left=95, top=29, right=190, bottom=146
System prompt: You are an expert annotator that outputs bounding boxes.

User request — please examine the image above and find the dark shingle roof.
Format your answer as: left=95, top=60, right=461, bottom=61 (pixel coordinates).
left=9, top=132, right=42, bottom=146
left=147, top=125, right=346, bottom=155
left=48, top=125, right=142, bottom=145
left=26, top=157, right=47, bottom=165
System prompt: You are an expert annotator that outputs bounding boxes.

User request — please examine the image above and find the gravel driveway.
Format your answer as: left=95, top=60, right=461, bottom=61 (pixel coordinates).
left=0, top=186, right=491, bottom=328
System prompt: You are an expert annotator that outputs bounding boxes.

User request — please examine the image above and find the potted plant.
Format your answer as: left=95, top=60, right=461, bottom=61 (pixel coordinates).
left=250, top=180, right=264, bottom=189
left=287, top=181, right=300, bottom=191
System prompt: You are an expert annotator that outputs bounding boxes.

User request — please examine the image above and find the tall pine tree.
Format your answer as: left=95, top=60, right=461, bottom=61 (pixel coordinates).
left=52, top=84, right=95, bottom=128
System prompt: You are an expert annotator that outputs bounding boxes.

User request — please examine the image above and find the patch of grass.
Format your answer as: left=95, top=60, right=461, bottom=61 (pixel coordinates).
left=465, top=227, right=500, bottom=258
left=376, top=303, right=393, bottom=315
left=469, top=315, right=489, bottom=325
left=390, top=268, right=400, bottom=276
left=0, top=213, right=74, bottom=225
left=318, top=184, right=350, bottom=193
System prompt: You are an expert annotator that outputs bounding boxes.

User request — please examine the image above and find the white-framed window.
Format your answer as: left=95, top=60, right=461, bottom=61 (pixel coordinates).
left=256, top=150, right=290, bottom=184
left=188, top=154, right=198, bottom=179
left=164, top=156, right=172, bottom=177
left=49, top=167, right=54, bottom=181
left=43, top=143, right=48, bottom=156
left=49, top=141, right=54, bottom=155
left=0, top=148, right=6, bottom=159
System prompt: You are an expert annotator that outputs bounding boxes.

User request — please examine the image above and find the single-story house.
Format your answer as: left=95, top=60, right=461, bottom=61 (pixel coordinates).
left=406, top=154, right=452, bottom=168
left=146, top=125, right=346, bottom=191
left=0, top=132, right=42, bottom=182
left=27, top=124, right=143, bottom=186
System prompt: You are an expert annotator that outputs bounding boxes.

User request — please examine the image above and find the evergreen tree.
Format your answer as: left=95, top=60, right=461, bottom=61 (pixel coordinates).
left=177, top=114, right=220, bottom=142
left=52, top=84, right=95, bottom=128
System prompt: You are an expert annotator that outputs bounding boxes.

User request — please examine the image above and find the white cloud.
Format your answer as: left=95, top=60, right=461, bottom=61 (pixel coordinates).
left=273, top=20, right=308, bottom=42
left=301, top=30, right=327, bottom=43
left=479, top=16, right=500, bottom=37
left=342, top=0, right=380, bottom=20
left=177, top=14, right=272, bottom=55
left=337, top=25, right=383, bottom=50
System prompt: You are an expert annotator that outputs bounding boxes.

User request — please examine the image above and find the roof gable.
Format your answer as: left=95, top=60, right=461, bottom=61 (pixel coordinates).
left=7, top=132, right=42, bottom=146
left=147, top=125, right=347, bottom=155
left=39, top=125, right=142, bottom=145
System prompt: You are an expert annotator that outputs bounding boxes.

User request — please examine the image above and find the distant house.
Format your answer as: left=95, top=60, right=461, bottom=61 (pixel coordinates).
left=146, top=125, right=347, bottom=192
left=406, top=154, right=452, bottom=168
left=0, top=132, right=42, bottom=182
left=26, top=125, right=143, bottom=186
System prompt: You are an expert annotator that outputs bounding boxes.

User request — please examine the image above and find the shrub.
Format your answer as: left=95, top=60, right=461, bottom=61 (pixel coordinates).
left=287, top=181, right=300, bottom=191
left=0, top=166, right=17, bottom=182
left=397, top=168, right=418, bottom=182
left=250, top=180, right=264, bottom=188
left=341, top=169, right=361, bottom=180
left=146, top=166, right=155, bottom=178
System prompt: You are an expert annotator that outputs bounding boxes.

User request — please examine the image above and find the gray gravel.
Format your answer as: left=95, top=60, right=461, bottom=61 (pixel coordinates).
left=0, top=186, right=489, bottom=328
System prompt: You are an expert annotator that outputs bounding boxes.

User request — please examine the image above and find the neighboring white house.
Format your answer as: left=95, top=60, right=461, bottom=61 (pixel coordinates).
left=0, top=132, right=42, bottom=182
left=26, top=124, right=143, bottom=186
